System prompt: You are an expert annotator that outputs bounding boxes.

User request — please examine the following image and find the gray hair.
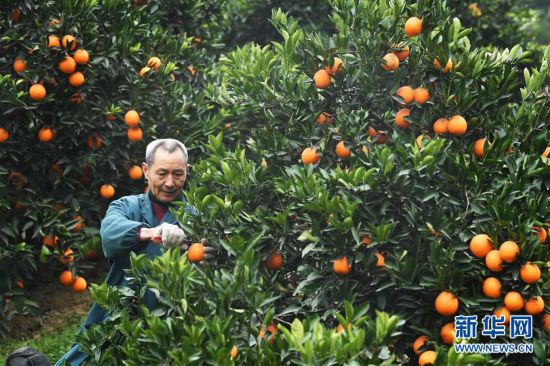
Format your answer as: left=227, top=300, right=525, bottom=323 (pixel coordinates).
left=145, top=139, right=188, bottom=166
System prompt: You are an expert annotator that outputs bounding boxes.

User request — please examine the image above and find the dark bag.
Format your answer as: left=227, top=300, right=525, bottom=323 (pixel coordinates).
left=5, top=346, right=51, bottom=366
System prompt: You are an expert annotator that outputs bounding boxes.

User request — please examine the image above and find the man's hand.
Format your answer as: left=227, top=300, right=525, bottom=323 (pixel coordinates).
left=140, top=223, right=187, bottom=248
left=200, top=238, right=217, bottom=262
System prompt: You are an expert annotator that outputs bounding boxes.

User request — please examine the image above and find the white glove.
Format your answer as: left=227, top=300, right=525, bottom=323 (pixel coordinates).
left=152, top=223, right=187, bottom=248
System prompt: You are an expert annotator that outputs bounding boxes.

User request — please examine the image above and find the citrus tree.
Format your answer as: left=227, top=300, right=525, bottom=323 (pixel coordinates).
left=80, top=0, right=549, bottom=364
left=0, top=0, right=226, bottom=336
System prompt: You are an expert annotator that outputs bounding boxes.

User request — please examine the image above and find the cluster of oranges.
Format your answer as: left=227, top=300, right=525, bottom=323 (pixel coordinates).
left=11, top=34, right=89, bottom=143
left=124, top=109, right=143, bottom=142
left=42, top=231, right=88, bottom=293
left=469, top=230, right=548, bottom=324
left=394, top=86, right=430, bottom=129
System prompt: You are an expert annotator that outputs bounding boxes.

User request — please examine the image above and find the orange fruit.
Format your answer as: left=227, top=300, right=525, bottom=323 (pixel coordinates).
left=395, top=108, right=411, bottom=129
left=326, top=57, right=343, bottom=75
left=59, top=248, right=74, bottom=265
left=147, top=56, right=161, bottom=71
left=124, top=110, right=140, bottom=127
left=139, top=66, right=151, bottom=77
left=230, top=345, right=237, bottom=360
left=381, top=53, right=399, bottom=71
left=361, top=236, right=371, bottom=245
left=62, top=35, right=77, bottom=50
left=414, top=88, right=430, bottom=104
left=29, top=84, right=46, bottom=101
left=0, top=128, right=9, bottom=143
left=375, top=252, right=385, bottom=267
left=482, top=277, right=501, bottom=299
left=128, top=165, right=143, bottom=180
left=485, top=250, right=503, bottom=272
left=405, top=17, right=422, bottom=37
left=520, top=262, right=541, bottom=284
left=15, top=280, right=24, bottom=288
left=59, top=270, right=74, bottom=286
left=416, top=134, right=431, bottom=149
left=418, top=350, right=436, bottom=366
left=396, top=86, right=414, bottom=104
left=533, top=226, right=547, bottom=243
left=432, top=118, right=449, bottom=135
left=43, top=234, right=59, bottom=247
left=13, top=58, right=26, bottom=73
left=361, top=145, right=369, bottom=155
left=73, top=215, right=84, bottom=231
left=494, top=307, right=511, bottom=324
left=315, top=112, right=333, bottom=125
left=72, top=277, right=87, bottom=293
left=333, top=256, right=351, bottom=275
left=541, top=147, right=550, bottom=158
left=469, top=234, right=493, bottom=258
left=9, top=171, right=25, bottom=188
left=314, top=69, right=331, bottom=88
left=473, top=138, right=486, bottom=159
left=47, top=35, right=61, bottom=48
left=73, top=49, right=89, bottom=64
left=413, top=335, right=429, bottom=355
left=38, top=127, right=54, bottom=142
left=525, top=296, right=545, bottom=315
left=10, top=7, right=21, bottom=22
left=504, top=291, right=524, bottom=312
left=188, top=243, right=205, bottom=262
left=440, top=322, right=454, bottom=345
left=434, top=291, right=459, bottom=316
left=499, top=241, right=519, bottom=263
left=185, top=64, right=196, bottom=76
left=70, top=93, right=83, bottom=104
left=447, top=115, right=467, bottom=136
left=100, top=184, right=115, bottom=199
left=542, top=314, right=550, bottom=331
left=128, top=127, right=143, bottom=141
left=336, top=323, right=352, bottom=333
left=266, top=252, right=283, bottom=270
left=86, top=134, right=103, bottom=149
left=434, top=58, right=453, bottom=73
left=301, top=147, right=320, bottom=165
left=335, top=141, right=351, bottom=158
left=58, top=56, right=76, bottom=74
left=393, top=44, right=410, bottom=61
left=68, top=71, right=85, bottom=87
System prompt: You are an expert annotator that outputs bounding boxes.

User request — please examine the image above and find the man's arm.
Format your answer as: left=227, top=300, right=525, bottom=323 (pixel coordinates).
left=100, top=197, right=151, bottom=259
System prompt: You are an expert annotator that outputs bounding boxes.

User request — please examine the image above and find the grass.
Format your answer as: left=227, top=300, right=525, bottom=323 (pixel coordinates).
left=0, top=313, right=85, bottom=365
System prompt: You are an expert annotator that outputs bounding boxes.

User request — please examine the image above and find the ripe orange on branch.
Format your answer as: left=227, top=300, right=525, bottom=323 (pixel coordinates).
left=413, top=335, right=428, bottom=355
left=58, top=56, right=77, bottom=74
left=0, top=128, right=9, bottom=143
left=29, top=84, right=46, bottom=101
left=187, top=243, right=205, bottom=262
left=301, top=147, right=320, bottom=165
left=128, top=127, right=143, bottom=141
left=482, top=277, right=501, bottom=298
left=326, top=57, right=343, bottom=75
left=499, top=241, right=519, bottom=263
left=434, top=291, right=459, bottom=316
left=128, top=165, right=143, bottom=180
left=432, top=118, right=449, bottom=135
left=381, top=53, right=399, bottom=71
left=395, top=108, right=411, bottom=129
left=147, top=56, right=161, bottom=70
left=100, top=184, right=115, bottom=199
left=405, top=17, right=422, bottom=36
left=504, top=291, right=524, bottom=312
left=333, top=256, right=351, bottom=275
left=469, top=234, right=493, bottom=258
left=485, top=250, right=503, bottom=272
left=473, top=138, right=486, bottom=159
left=72, top=277, right=87, bottom=293
left=62, top=35, right=77, bottom=50
left=524, top=296, right=544, bottom=315
left=434, top=58, right=453, bottom=73
left=73, top=49, right=89, bottom=64
left=124, top=110, right=141, bottom=127
left=59, top=270, right=74, bottom=286
left=13, top=58, right=26, bottom=72
left=38, top=127, right=54, bottom=142
left=520, top=262, right=541, bottom=284
left=395, top=86, right=414, bottom=104
left=447, top=115, right=467, bottom=136
left=266, top=252, right=283, bottom=270
left=440, top=323, right=454, bottom=345
left=335, top=141, right=351, bottom=158
left=413, top=87, right=429, bottom=104
left=314, top=69, right=331, bottom=89
left=47, top=35, right=61, bottom=48
left=69, top=72, right=85, bottom=87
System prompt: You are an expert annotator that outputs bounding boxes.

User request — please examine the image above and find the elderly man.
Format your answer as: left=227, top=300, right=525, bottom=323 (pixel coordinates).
left=55, top=138, right=206, bottom=366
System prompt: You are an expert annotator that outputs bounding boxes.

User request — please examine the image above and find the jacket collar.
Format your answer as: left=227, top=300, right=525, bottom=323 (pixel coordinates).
left=139, top=192, right=184, bottom=226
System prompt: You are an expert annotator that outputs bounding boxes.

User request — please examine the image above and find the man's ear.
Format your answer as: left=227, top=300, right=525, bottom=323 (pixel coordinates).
left=142, top=162, right=149, bottom=180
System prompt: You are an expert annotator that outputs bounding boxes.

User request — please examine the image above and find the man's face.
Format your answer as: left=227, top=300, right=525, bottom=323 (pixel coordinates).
left=142, top=148, right=187, bottom=204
